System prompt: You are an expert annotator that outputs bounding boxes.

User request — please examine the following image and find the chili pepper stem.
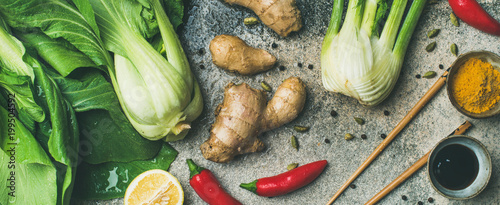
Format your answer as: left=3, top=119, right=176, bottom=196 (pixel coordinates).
left=187, top=159, right=205, bottom=179
left=240, top=180, right=258, bottom=194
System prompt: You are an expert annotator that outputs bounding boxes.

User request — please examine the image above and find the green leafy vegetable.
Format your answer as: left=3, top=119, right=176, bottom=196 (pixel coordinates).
left=89, top=0, right=202, bottom=141
left=321, top=0, right=427, bottom=106
left=0, top=95, right=58, bottom=205
left=72, top=143, right=178, bottom=200
left=49, top=70, right=162, bottom=164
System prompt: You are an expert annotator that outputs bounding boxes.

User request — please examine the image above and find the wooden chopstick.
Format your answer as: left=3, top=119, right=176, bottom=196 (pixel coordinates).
left=326, top=70, right=450, bottom=205
left=365, top=121, right=472, bottom=205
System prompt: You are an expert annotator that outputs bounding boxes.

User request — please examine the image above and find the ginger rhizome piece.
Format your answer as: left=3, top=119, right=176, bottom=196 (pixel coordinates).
left=210, top=35, right=276, bottom=75
left=225, top=0, right=302, bottom=37
left=201, top=77, right=306, bottom=163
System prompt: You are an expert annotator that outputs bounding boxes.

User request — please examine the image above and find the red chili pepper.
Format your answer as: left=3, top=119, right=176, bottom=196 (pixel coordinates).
left=187, top=159, right=242, bottom=205
left=448, top=0, right=500, bottom=36
left=240, top=160, right=327, bottom=197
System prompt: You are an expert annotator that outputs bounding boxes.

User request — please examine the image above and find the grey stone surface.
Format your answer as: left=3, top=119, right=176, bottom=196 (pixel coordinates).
left=81, top=0, right=500, bottom=204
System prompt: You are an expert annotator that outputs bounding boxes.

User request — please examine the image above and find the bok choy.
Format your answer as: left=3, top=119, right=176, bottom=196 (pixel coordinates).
left=321, top=0, right=427, bottom=106
left=89, top=0, right=202, bottom=141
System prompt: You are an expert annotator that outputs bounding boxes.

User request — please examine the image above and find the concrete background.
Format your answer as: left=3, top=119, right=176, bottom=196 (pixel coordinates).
left=81, top=0, right=500, bottom=204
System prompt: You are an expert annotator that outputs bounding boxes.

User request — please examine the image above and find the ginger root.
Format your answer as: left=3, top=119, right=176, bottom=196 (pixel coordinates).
left=201, top=77, right=306, bottom=163
left=225, top=0, right=302, bottom=36
left=210, top=35, right=276, bottom=75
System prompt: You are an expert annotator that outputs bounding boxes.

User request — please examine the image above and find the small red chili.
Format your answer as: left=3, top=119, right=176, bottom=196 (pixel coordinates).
left=187, top=159, right=242, bottom=205
left=448, top=0, right=500, bottom=36
left=240, top=160, right=327, bottom=197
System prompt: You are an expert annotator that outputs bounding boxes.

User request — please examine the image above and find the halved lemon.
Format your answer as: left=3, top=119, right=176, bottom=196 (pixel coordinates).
left=124, top=169, right=184, bottom=205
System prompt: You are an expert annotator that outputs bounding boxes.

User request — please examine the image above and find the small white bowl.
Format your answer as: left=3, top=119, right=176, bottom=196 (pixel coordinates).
left=427, top=135, right=492, bottom=199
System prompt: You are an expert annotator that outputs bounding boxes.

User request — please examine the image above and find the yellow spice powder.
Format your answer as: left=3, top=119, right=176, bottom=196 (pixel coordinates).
left=451, top=58, right=500, bottom=113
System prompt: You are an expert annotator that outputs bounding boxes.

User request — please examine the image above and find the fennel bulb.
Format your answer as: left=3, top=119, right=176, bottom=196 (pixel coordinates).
left=89, top=0, right=202, bottom=141
left=321, top=0, right=427, bottom=106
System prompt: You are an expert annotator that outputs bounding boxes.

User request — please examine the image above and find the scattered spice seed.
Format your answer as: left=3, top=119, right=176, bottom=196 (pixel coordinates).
left=291, top=135, right=298, bottom=150
left=380, top=134, right=387, bottom=139
left=428, top=197, right=434, bottom=203
left=344, top=133, right=354, bottom=141
left=425, top=41, right=436, bottom=52
left=197, top=48, right=205, bottom=55
left=423, top=71, right=437, bottom=79
left=294, top=126, right=310, bottom=132
left=244, top=17, right=259, bottom=25
left=199, top=64, right=205, bottom=69
left=287, top=163, right=299, bottom=171
left=402, top=195, right=408, bottom=201
left=384, top=110, right=390, bottom=116
left=349, top=184, right=356, bottom=189
left=324, top=139, right=330, bottom=143
left=354, top=117, right=365, bottom=125
left=361, top=134, right=367, bottom=140
left=439, top=64, right=444, bottom=69
left=308, top=64, right=314, bottom=70
left=450, top=43, right=458, bottom=56
left=279, top=65, right=286, bottom=71
left=427, top=29, right=440, bottom=38
left=418, top=201, right=424, bottom=205
left=297, top=62, right=303, bottom=67
left=450, top=12, right=460, bottom=27
left=261, top=81, right=272, bottom=92
left=330, top=110, right=338, bottom=117
left=416, top=74, right=421, bottom=79
left=428, top=0, right=439, bottom=4
left=272, top=42, right=278, bottom=49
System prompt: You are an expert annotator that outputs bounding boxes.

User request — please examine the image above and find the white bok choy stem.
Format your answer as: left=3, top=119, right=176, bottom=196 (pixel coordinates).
left=321, top=0, right=427, bottom=106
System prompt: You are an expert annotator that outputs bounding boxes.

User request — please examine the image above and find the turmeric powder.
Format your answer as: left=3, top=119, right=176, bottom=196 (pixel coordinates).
left=451, top=58, right=500, bottom=113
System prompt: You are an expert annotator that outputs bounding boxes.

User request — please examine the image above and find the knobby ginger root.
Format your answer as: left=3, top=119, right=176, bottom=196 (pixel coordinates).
left=210, top=35, right=276, bottom=75
left=201, top=77, right=306, bottom=163
left=225, top=0, right=302, bottom=36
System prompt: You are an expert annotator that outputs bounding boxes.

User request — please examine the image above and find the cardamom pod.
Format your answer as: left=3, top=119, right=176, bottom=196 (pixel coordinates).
left=261, top=81, right=272, bottom=92
left=450, top=13, right=459, bottom=27
left=291, top=135, right=298, bottom=150
left=294, top=125, right=310, bottom=132
left=244, top=17, right=259, bottom=25
left=427, top=29, right=440, bottom=38
left=354, top=117, right=365, bottom=125
left=426, top=42, right=436, bottom=52
left=428, top=0, right=439, bottom=4
left=450, top=43, right=458, bottom=56
left=287, top=163, right=299, bottom=170
left=345, top=133, right=354, bottom=141
left=423, top=71, right=437, bottom=79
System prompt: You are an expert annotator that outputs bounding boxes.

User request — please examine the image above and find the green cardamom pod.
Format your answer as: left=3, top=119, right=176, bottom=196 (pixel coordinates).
left=428, top=0, right=439, bottom=4
left=261, top=81, right=272, bottom=92
left=291, top=135, right=298, bottom=150
left=354, top=117, right=365, bottom=125
left=423, top=71, right=437, bottom=79
left=450, top=13, right=459, bottom=27
left=345, top=133, right=354, bottom=141
left=427, top=29, right=440, bottom=38
left=294, top=125, right=310, bottom=132
left=450, top=43, right=458, bottom=56
left=244, top=17, right=259, bottom=25
left=426, top=42, right=436, bottom=52
left=287, top=163, right=299, bottom=170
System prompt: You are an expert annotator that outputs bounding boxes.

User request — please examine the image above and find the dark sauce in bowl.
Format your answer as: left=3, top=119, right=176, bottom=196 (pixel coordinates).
left=432, top=144, right=479, bottom=190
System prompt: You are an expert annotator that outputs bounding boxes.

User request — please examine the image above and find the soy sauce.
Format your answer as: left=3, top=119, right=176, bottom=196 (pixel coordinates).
left=432, top=144, right=479, bottom=190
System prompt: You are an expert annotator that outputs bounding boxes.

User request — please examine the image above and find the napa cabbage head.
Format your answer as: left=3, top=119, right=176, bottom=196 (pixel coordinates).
left=321, top=0, right=427, bottom=106
left=89, top=0, right=202, bottom=141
